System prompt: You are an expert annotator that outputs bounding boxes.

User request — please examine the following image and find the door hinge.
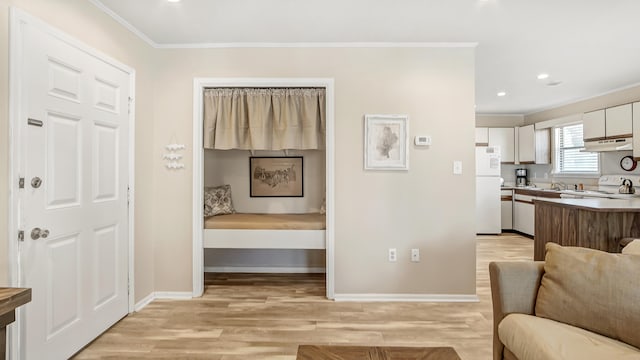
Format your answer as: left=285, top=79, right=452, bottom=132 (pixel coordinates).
left=127, top=186, right=130, bottom=206
left=18, top=230, right=24, bottom=242
left=128, top=97, right=133, bottom=115
left=19, top=177, right=25, bottom=189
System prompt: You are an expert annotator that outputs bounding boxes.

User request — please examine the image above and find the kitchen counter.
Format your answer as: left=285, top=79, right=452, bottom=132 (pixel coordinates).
left=534, top=199, right=640, bottom=260
left=534, top=197, right=640, bottom=212
left=0, top=288, right=31, bottom=359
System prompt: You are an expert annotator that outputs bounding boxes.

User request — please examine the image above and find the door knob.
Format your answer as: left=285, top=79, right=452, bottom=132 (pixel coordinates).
left=31, top=227, right=49, bottom=240
left=31, top=177, right=42, bottom=188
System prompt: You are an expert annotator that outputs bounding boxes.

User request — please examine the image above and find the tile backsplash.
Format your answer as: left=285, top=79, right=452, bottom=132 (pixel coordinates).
left=500, top=150, right=640, bottom=189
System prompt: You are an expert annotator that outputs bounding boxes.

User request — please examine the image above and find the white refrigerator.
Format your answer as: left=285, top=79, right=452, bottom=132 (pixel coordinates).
left=476, top=146, right=501, bottom=234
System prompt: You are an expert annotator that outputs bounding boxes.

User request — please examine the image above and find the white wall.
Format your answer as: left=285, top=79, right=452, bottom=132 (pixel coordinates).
left=153, top=47, right=477, bottom=295
left=204, top=149, right=325, bottom=213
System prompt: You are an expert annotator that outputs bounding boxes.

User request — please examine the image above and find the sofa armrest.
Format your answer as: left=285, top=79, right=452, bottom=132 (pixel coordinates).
left=622, top=239, right=640, bottom=255
left=489, top=261, right=545, bottom=360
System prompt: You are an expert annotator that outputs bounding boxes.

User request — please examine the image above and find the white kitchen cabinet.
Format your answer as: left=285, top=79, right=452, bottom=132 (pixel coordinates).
left=488, top=127, right=515, bottom=163
left=500, top=190, right=513, bottom=230
left=583, top=109, right=605, bottom=141
left=535, top=129, right=551, bottom=164
left=475, top=127, right=489, bottom=145
left=517, top=125, right=535, bottom=163
left=513, top=194, right=534, bottom=236
left=516, top=125, right=550, bottom=164
left=633, top=102, right=640, bottom=159
left=605, top=103, right=632, bottom=138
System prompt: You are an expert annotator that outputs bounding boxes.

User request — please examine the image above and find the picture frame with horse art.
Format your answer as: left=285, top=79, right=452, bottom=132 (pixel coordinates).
left=250, top=156, right=304, bottom=197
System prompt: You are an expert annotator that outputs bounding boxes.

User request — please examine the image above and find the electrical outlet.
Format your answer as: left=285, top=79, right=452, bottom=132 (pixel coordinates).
left=411, top=248, right=420, bottom=262
left=388, top=248, right=397, bottom=262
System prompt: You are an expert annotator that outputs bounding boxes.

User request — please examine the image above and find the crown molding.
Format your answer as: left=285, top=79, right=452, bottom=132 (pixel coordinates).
left=155, top=42, right=478, bottom=49
left=88, top=0, right=158, bottom=47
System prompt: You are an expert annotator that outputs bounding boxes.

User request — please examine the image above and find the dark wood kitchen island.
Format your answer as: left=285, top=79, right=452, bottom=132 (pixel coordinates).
left=0, top=288, right=31, bottom=359
left=534, top=198, right=640, bottom=260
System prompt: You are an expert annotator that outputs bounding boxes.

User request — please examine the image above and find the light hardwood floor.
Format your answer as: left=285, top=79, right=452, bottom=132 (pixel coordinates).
left=73, top=233, right=533, bottom=360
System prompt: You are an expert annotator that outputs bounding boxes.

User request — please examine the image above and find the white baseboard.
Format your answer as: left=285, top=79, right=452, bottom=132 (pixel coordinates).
left=204, top=266, right=326, bottom=273
left=133, top=291, right=194, bottom=312
left=154, top=291, right=193, bottom=299
left=333, top=294, right=480, bottom=302
left=134, top=292, right=155, bottom=312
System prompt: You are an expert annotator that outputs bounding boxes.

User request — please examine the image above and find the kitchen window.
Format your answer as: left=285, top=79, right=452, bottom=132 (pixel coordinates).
left=554, top=123, right=599, bottom=175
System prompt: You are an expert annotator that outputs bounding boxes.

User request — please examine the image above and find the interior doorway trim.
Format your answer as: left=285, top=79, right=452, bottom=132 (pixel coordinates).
left=8, top=7, right=136, bottom=358
left=192, top=78, right=335, bottom=299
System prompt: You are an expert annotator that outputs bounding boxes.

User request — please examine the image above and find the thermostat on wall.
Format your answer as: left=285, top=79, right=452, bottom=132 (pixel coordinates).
left=414, top=135, right=432, bottom=146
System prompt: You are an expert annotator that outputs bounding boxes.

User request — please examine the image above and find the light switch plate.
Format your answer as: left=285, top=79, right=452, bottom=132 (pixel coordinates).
left=453, top=161, right=463, bottom=175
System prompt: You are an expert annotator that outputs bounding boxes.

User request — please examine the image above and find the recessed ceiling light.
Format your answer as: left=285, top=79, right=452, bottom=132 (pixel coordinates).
left=537, top=73, right=549, bottom=80
left=497, top=91, right=507, bottom=97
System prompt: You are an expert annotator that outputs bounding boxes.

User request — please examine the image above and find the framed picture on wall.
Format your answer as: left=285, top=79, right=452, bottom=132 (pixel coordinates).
left=364, top=114, right=409, bottom=170
left=250, top=156, right=304, bottom=197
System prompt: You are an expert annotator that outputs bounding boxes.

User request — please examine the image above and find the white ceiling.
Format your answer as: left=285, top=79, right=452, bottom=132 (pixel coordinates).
left=92, top=0, right=640, bottom=115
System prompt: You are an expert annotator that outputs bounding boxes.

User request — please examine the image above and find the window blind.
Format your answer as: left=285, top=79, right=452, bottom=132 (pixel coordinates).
left=555, top=123, right=599, bottom=173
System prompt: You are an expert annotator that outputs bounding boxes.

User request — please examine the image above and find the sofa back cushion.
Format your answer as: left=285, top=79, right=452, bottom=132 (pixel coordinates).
left=535, top=243, right=640, bottom=349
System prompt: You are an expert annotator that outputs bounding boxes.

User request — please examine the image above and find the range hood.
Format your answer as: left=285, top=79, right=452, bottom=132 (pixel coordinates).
left=583, top=137, right=633, bottom=152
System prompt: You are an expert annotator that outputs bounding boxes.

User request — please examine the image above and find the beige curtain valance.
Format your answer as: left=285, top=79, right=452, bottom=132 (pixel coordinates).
left=203, top=88, right=326, bottom=150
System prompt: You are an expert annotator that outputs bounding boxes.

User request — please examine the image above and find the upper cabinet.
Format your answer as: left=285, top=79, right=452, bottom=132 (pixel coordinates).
left=583, top=109, right=605, bottom=141
left=517, top=125, right=550, bottom=164
left=534, top=129, right=551, bottom=164
left=488, top=127, right=515, bottom=163
left=517, top=125, right=535, bottom=163
left=583, top=104, right=632, bottom=142
left=605, top=103, right=632, bottom=138
left=633, top=102, right=640, bottom=159
left=475, top=127, right=489, bottom=146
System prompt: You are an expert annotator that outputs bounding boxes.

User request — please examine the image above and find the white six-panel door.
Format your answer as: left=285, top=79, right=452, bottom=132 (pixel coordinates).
left=17, top=16, right=130, bottom=360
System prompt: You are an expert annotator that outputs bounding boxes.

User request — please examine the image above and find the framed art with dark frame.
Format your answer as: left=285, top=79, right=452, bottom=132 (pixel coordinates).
left=364, top=114, right=409, bottom=170
left=250, top=156, right=304, bottom=197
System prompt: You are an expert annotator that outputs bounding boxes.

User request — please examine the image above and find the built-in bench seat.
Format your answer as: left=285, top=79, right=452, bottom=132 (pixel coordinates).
left=203, top=213, right=326, bottom=249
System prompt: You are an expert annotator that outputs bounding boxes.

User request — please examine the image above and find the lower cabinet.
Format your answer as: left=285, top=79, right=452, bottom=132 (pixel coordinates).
left=501, top=190, right=513, bottom=230
left=513, top=194, right=535, bottom=236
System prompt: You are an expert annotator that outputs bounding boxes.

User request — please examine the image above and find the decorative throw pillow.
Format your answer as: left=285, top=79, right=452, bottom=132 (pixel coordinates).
left=204, top=184, right=235, bottom=216
left=535, top=243, right=640, bottom=349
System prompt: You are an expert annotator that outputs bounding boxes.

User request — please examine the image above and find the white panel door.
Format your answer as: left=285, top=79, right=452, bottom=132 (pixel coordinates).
left=19, top=21, right=130, bottom=360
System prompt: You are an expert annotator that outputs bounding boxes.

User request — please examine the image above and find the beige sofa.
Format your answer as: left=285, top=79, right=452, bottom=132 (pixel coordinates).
left=489, top=241, right=640, bottom=360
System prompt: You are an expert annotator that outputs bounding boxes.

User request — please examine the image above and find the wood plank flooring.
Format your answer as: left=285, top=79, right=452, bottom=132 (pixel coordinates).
left=73, top=234, right=532, bottom=360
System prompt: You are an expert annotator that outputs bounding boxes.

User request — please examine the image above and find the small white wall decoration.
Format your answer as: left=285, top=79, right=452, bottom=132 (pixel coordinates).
left=164, top=142, right=186, bottom=170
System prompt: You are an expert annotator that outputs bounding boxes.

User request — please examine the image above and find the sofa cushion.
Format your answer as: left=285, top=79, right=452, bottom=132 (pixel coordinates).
left=535, top=243, right=640, bottom=349
left=622, top=239, right=640, bottom=255
left=499, top=314, right=640, bottom=360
